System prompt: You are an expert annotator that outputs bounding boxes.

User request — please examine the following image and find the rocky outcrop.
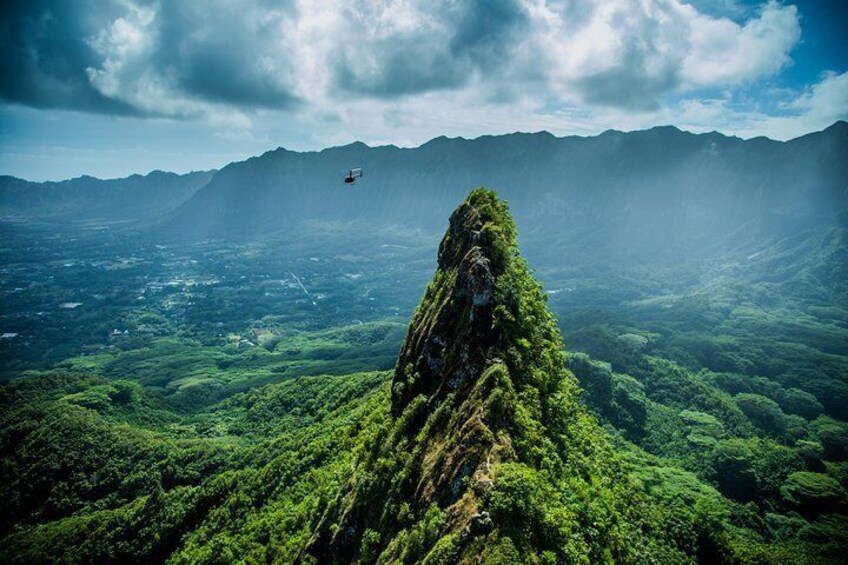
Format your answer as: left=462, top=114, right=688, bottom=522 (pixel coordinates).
left=390, top=198, right=502, bottom=418
left=304, top=189, right=520, bottom=563
left=302, top=189, right=684, bottom=564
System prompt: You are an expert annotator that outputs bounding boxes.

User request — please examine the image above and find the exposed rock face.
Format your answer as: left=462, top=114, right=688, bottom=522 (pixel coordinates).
left=304, top=190, right=518, bottom=563
left=390, top=198, right=501, bottom=418
left=468, top=511, right=493, bottom=537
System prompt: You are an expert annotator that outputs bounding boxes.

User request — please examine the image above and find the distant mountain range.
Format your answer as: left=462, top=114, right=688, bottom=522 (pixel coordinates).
left=2, top=122, right=846, bottom=265
left=0, top=170, right=213, bottom=224
left=168, top=122, right=846, bottom=244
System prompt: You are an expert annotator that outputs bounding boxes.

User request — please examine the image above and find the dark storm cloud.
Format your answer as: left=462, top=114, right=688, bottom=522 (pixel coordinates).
left=578, top=59, right=680, bottom=111
left=333, top=0, right=530, bottom=97
left=569, top=1, right=685, bottom=111
left=335, top=45, right=470, bottom=98
left=0, top=0, right=300, bottom=115
left=0, top=0, right=804, bottom=118
left=448, top=0, right=530, bottom=69
left=153, top=2, right=299, bottom=109
left=0, top=0, right=139, bottom=114
left=1, top=0, right=546, bottom=111
left=576, top=41, right=682, bottom=111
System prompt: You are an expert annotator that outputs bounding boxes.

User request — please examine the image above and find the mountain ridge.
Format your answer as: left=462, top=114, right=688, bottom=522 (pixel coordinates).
left=5, top=121, right=844, bottom=186
left=158, top=120, right=847, bottom=276
left=3, top=121, right=845, bottom=275
left=0, top=169, right=215, bottom=224
left=303, top=189, right=696, bottom=563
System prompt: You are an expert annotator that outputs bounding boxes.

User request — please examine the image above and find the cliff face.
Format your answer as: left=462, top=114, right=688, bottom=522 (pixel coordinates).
left=303, top=189, right=689, bottom=564
left=390, top=194, right=505, bottom=418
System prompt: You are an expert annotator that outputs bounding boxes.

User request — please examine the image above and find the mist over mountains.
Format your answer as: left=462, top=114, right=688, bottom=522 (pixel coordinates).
left=0, top=170, right=213, bottom=224
left=169, top=121, right=847, bottom=248
left=7, top=124, right=847, bottom=227
left=5, top=122, right=845, bottom=272
left=2, top=121, right=846, bottom=304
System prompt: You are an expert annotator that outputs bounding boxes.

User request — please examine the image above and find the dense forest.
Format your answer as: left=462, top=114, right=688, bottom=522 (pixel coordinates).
left=3, top=0, right=847, bottom=558
left=0, top=190, right=848, bottom=563
left=1, top=126, right=847, bottom=563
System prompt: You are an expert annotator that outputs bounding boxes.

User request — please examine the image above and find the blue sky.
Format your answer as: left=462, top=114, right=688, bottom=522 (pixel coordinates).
left=1, top=0, right=845, bottom=181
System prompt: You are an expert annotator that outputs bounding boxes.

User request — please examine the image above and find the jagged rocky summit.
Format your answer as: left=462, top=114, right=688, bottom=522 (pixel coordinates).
left=303, top=189, right=690, bottom=564
left=391, top=188, right=513, bottom=417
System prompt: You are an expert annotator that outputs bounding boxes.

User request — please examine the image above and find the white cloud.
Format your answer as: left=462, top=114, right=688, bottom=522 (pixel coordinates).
left=72, top=0, right=804, bottom=117
left=726, top=70, right=848, bottom=139
left=83, top=1, right=301, bottom=125
left=786, top=71, right=848, bottom=125
left=544, top=70, right=848, bottom=142
left=264, top=70, right=846, bottom=153
left=8, top=0, right=839, bottom=149
left=682, top=0, right=800, bottom=87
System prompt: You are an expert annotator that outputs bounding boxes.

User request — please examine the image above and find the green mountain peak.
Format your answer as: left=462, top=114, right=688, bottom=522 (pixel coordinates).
left=391, top=187, right=550, bottom=418
left=304, top=189, right=686, bottom=564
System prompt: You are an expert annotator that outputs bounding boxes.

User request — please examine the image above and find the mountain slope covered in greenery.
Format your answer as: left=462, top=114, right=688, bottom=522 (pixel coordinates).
left=3, top=190, right=844, bottom=563
left=304, top=189, right=690, bottom=563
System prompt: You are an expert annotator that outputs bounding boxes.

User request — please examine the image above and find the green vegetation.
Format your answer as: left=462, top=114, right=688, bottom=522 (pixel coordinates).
left=1, top=189, right=846, bottom=562
left=304, top=189, right=696, bottom=563
left=0, top=368, right=390, bottom=563
left=567, top=316, right=848, bottom=562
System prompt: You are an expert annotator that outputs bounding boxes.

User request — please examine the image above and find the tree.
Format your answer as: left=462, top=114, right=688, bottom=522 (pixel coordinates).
left=711, top=440, right=758, bottom=502
left=781, top=388, right=824, bottom=420
left=735, top=393, right=788, bottom=437
left=780, top=472, right=846, bottom=516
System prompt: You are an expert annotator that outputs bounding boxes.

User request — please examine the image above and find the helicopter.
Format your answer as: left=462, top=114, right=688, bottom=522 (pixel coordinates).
left=344, top=168, right=363, bottom=185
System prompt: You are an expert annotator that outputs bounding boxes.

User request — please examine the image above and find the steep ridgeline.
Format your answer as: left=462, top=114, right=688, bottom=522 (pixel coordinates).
left=169, top=122, right=848, bottom=266
left=0, top=169, right=213, bottom=224
left=303, top=190, right=692, bottom=563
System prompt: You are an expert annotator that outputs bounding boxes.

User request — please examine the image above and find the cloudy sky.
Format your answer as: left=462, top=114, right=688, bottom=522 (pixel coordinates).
left=1, top=0, right=846, bottom=181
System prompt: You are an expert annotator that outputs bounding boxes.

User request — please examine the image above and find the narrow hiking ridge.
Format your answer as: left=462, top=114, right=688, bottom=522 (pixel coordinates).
left=303, top=189, right=695, bottom=563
